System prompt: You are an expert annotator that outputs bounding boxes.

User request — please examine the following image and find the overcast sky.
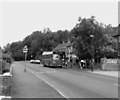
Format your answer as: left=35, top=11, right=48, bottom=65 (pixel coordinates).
left=0, top=0, right=118, bottom=48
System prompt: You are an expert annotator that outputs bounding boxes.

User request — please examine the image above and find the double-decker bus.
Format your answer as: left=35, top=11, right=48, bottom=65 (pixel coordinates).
left=41, top=51, right=64, bottom=68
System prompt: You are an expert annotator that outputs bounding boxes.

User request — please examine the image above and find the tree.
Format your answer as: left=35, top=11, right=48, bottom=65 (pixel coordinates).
left=3, top=16, right=118, bottom=61
left=71, top=16, right=108, bottom=60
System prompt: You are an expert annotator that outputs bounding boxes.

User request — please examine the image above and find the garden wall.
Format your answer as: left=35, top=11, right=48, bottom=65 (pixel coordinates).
left=101, top=58, right=118, bottom=71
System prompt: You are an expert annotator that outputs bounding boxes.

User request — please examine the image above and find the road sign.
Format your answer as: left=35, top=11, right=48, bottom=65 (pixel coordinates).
left=23, top=46, right=28, bottom=53
left=23, top=46, right=28, bottom=72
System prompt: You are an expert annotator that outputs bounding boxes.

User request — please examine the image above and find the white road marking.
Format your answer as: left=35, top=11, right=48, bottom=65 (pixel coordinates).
left=46, top=70, right=57, bottom=73
left=114, top=84, right=120, bottom=86
left=0, top=96, right=11, bottom=100
left=35, top=70, right=57, bottom=74
left=36, top=72, right=44, bottom=73
left=27, top=68, right=69, bottom=99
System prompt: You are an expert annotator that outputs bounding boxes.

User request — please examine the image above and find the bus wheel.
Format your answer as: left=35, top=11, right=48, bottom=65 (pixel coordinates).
left=44, top=64, right=46, bottom=67
left=60, top=66, right=62, bottom=68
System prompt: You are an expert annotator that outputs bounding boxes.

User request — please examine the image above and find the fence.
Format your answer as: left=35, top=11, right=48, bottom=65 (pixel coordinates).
left=101, top=58, right=118, bottom=71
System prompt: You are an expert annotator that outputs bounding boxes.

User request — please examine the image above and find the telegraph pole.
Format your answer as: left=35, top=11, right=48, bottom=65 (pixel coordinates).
left=113, top=33, right=120, bottom=70
left=90, top=34, right=94, bottom=71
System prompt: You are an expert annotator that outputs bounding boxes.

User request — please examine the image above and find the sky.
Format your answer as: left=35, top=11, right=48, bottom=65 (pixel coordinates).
left=0, top=0, right=118, bottom=48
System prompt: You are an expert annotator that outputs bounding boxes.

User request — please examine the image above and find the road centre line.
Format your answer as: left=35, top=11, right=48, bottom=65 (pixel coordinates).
left=27, top=68, right=69, bottom=99
left=114, top=84, right=120, bottom=86
left=36, top=72, right=44, bottom=73
left=36, top=70, right=57, bottom=74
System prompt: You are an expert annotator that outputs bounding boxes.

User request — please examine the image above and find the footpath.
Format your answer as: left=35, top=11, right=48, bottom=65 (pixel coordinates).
left=88, top=70, right=119, bottom=78
left=66, top=64, right=119, bottom=78
left=11, top=62, right=63, bottom=98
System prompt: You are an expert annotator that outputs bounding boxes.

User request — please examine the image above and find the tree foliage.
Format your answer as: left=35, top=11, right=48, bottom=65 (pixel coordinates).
left=71, top=16, right=117, bottom=59
left=3, top=16, right=118, bottom=61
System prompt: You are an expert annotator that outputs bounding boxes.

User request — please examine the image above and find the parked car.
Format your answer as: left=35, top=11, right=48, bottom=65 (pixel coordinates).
left=30, top=60, right=35, bottom=63
left=34, top=60, right=41, bottom=64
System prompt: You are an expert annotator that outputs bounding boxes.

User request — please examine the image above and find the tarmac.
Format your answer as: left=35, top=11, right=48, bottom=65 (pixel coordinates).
left=67, top=63, right=119, bottom=78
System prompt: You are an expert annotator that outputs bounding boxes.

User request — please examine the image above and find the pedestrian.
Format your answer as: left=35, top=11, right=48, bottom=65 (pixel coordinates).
left=81, top=60, right=85, bottom=69
left=65, top=61, right=67, bottom=68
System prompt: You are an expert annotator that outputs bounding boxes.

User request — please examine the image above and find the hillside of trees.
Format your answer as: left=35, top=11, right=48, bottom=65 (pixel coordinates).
left=3, top=16, right=119, bottom=61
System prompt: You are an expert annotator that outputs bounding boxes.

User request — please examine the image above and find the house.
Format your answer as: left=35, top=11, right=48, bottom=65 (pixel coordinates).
left=112, top=32, right=120, bottom=57
left=53, top=41, right=77, bottom=62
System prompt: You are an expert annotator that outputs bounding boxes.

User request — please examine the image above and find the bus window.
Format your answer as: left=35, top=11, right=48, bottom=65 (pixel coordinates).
left=53, top=54, right=59, bottom=60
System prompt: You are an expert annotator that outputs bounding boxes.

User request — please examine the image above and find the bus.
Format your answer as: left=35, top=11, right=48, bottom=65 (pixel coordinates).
left=41, top=51, right=64, bottom=68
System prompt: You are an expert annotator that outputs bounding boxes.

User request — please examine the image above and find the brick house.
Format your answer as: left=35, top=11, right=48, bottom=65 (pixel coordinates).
left=53, top=41, right=77, bottom=62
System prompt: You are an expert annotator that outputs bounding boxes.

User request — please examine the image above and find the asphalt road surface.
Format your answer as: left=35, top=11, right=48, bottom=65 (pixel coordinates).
left=11, top=62, right=118, bottom=99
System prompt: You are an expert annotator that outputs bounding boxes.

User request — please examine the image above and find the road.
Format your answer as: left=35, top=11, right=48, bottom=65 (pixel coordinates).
left=12, top=62, right=118, bottom=99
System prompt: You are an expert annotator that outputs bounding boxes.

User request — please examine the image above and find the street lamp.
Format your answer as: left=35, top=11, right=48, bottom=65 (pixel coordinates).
left=90, top=34, right=94, bottom=71
left=23, top=45, right=28, bottom=72
left=113, top=34, right=120, bottom=69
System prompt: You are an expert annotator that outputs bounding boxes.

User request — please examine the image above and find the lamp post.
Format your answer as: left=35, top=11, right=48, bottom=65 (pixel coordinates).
left=23, top=45, right=28, bottom=72
left=90, top=34, right=94, bottom=71
left=113, top=34, right=120, bottom=69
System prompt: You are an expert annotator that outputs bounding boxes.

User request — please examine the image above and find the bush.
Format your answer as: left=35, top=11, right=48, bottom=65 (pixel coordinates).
left=0, top=54, right=13, bottom=74
left=2, top=54, right=13, bottom=64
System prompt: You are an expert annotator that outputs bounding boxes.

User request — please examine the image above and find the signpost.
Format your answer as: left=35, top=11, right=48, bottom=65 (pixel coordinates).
left=23, top=45, right=28, bottom=72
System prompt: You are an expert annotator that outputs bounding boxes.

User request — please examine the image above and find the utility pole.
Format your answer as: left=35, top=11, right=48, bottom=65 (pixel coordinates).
left=113, top=31, right=120, bottom=70
left=90, top=34, right=94, bottom=71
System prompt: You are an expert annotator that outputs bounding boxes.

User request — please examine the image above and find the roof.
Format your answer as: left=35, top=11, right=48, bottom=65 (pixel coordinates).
left=42, top=51, right=53, bottom=55
left=53, top=42, right=72, bottom=52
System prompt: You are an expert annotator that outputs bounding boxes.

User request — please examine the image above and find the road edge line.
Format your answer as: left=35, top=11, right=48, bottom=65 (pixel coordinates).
left=27, top=68, right=69, bottom=99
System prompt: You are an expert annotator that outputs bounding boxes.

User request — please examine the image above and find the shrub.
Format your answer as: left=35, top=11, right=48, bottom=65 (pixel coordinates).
left=0, top=54, right=13, bottom=74
left=2, top=54, right=13, bottom=64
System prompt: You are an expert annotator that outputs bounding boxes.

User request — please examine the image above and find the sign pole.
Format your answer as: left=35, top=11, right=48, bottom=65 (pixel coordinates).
left=23, top=45, right=28, bottom=72
left=24, top=52, right=27, bottom=72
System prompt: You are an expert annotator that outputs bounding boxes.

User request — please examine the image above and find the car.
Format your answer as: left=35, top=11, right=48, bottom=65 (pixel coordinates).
left=30, top=60, right=35, bottom=63
left=34, top=60, right=41, bottom=64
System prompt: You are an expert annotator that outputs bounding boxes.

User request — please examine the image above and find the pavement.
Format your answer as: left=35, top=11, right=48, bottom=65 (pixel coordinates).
left=11, top=62, right=64, bottom=98
left=65, top=64, right=119, bottom=78
left=88, top=70, right=119, bottom=78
